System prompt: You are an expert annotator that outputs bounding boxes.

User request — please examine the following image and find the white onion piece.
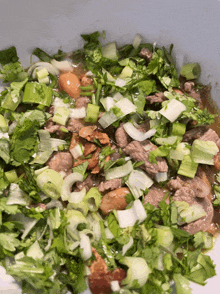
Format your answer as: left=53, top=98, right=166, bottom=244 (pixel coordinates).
left=132, top=34, right=142, bottom=49
left=80, top=233, right=92, bottom=260
left=127, top=170, right=153, bottom=199
left=110, top=281, right=121, bottom=292
left=69, top=241, right=80, bottom=251
left=115, top=78, right=127, bottom=87
left=50, top=59, right=73, bottom=72
left=106, top=97, right=115, bottom=111
left=122, top=236, right=134, bottom=256
left=105, top=228, right=115, bottom=240
left=105, top=160, right=133, bottom=181
left=159, top=99, right=186, bottom=122
left=123, top=122, right=156, bottom=141
left=27, top=62, right=59, bottom=78
left=93, top=221, right=102, bottom=241
left=69, top=107, right=86, bottom=119
left=61, top=172, right=83, bottom=201
left=115, top=98, right=136, bottom=116
left=70, top=143, right=84, bottom=159
left=117, top=206, right=138, bottom=228
left=69, top=187, right=86, bottom=204
left=155, top=172, right=168, bottom=183
left=52, top=97, right=70, bottom=112
left=133, top=200, right=147, bottom=223
left=46, top=199, right=64, bottom=210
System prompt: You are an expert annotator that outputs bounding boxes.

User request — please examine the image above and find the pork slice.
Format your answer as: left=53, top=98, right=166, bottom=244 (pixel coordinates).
left=182, top=126, right=208, bottom=144
left=99, top=188, right=130, bottom=216
left=183, top=81, right=202, bottom=104
left=167, top=176, right=211, bottom=199
left=139, top=47, right=153, bottom=62
left=75, top=96, right=90, bottom=108
left=198, top=128, right=220, bottom=147
left=67, top=118, right=84, bottom=133
left=144, top=187, right=169, bottom=207
left=89, top=248, right=126, bottom=294
left=46, top=151, right=73, bottom=173
left=115, top=123, right=131, bottom=149
left=145, top=92, right=167, bottom=104
left=124, top=140, right=168, bottom=175
left=75, top=174, right=94, bottom=192
left=44, top=118, right=61, bottom=133
left=98, top=179, right=122, bottom=193
left=173, top=187, right=214, bottom=234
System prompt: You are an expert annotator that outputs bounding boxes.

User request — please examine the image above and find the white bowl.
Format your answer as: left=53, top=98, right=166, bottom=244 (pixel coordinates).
left=0, top=0, right=220, bottom=293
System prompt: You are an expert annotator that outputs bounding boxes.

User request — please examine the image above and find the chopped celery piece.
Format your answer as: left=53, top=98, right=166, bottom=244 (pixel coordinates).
left=36, top=169, right=63, bottom=199
left=1, top=78, right=28, bottom=111
left=159, top=99, right=186, bottom=122
left=36, top=68, right=49, bottom=80
left=38, top=76, right=50, bottom=84
left=172, top=122, right=186, bottom=136
left=101, top=42, right=118, bottom=61
left=119, top=66, right=133, bottom=79
left=22, top=82, right=53, bottom=107
left=120, top=257, right=150, bottom=288
left=169, top=142, right=191, bottom=161
left=156, top=225, right=174, bottom=248
left=84, top=187, right=102, bottom=211
left=85, top=103, right=100, bottom=123
left=52, top=106, right=70, bottom=126
left=5, top=170, right=18, bottom=183
left=177, top=155, right=198, bottom=178
left=0, top=114, right=8, bottom=132
left=132, top=34, right=142, bottom=49
left=66, top=210, right=87, bottom=233
left=175, top=201, right=207, bottom=225
left=191, top=139, right=219, bottom=165
left=67, top=201, right=89, bottom=216
left=180, top=63, right=201, bottom=80
left=155, top=136, right=177, bottom=145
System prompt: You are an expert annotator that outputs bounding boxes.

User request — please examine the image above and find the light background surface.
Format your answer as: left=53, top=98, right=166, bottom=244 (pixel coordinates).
left=0, top=0, right=220, bottom=293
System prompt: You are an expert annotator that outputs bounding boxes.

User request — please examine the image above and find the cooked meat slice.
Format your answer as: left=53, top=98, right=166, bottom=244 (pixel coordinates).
left=139, top=47, right=153, bottom=62
left=46, top=151, right=73, bottom=173
left=183, top=81, right=202, bottom=104
left=79, top=126, right=110, bottom=145
left=89, top=248, right=126, bottom=294
left=75, top=96, right=90, bottom=108
left=80, top=74, right=93, bottom=87
left=182, top=126, right=208, bottom=144
left=214, top=151, right=220, bottom=169
left=144, top=186, right=169, bottom=207
left=198, top=128, right=220, bottom=147
left=44, top=118, right=61, bottom=133
left=73, top=148, right=101, bottom=170
left=75, top=174, right=94, bottom=192
left=124, top=140, right=168, bottom=175
left=173, top=187, right=214, bottom=234
left=84, top=143, right=97, bottom=156
left=145, top=92, right=167, bottom=104
left=115, top=123, right=131, bottom=148
left=167, top=176, right=211, bottom=199
left=67, top=118, right=84, bottom=133
left=98, top=179, right=122, bottom=193
left=99, top=188, right=130, bottom=216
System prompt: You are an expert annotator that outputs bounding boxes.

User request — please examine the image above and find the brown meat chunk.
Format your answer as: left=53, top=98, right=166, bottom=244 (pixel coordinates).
left=139, top=47, right=153, bottom=62
left=167, top=176, right=211, bottom=199
left=198, top=128, right=220, bottom=147
left=214, top=151, right=220, bottom=169
left=115, top=123, right=131, bottom=148
left=145, top=92, right=167, bottom=104
left=99, top=188, right=130, bottom=216
left=79, top=126, right=110, bottom=145
left=89, top=248, right=126, bottom=294
left=98, top=179, right=122, bottom=193
left=46, top=151, right=73, bottom=173
left=144, top=187, right=169, bottom=207
left=84, top=143, right=97, bottom=156
left=75, top=96, right=90, bottom=108
left=75, top=174, right=94, bottom=192
left=124, top=140, right=168, bottom=175
left=173, top=187, right=214, bottom=234
left=183, top=81, right=202, bottom=104
left=67, top=118, right=84, bottom=133
left=80, top=74, right=93, bottom=87
left=182, top=126, right=208, bottom=144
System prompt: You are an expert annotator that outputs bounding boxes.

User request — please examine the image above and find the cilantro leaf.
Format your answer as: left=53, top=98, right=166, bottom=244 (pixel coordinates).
left=173, top=273, right=192, bottom=294
left=0, top=138, right=10, bottom=163
left=0, top=232, right=20, bottom=251
left=0, top=61, right=27, bottom=83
